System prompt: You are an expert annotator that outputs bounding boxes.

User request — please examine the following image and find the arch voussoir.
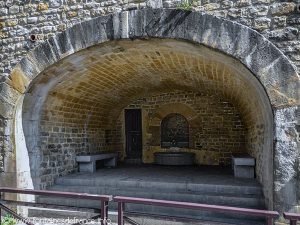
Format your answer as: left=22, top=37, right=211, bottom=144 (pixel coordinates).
left=1, top=9, right=296, bottom=109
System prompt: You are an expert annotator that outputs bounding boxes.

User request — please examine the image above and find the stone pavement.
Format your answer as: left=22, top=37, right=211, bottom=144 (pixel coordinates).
left=14, top=217, right=233, bottom=225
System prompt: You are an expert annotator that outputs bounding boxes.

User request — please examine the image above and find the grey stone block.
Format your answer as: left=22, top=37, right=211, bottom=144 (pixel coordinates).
left=234, top=166, right=255, bottom=179
left=78, top=161, right=96, bottom=173
left=232, top=155, right=255, bottom=178
left=76, top=153, right=118, bottom=173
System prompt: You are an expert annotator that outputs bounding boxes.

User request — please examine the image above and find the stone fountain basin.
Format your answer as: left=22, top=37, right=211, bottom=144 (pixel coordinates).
left=154, top=152, right=195, bottom=166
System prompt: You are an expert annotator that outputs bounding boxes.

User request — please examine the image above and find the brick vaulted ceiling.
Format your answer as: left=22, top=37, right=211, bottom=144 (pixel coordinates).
left=26, top=39, right=270, bottom=130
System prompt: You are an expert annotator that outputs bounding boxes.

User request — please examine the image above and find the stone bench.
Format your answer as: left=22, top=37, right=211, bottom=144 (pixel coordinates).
left=76, top=153, right=118, bottom=173
left=232, top=154, right=255, bottom=178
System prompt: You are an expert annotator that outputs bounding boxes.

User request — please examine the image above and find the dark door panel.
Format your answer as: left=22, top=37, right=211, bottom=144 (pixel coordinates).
left=125, top=109, right=142, bottom=159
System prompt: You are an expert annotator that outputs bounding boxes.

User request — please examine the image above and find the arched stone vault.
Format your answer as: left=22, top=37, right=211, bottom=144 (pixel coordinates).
left=1, top=9, right=299, bottom=214
left=22, top=39, right=274, bottom=205
left=7, top=9, right=299, bottom=107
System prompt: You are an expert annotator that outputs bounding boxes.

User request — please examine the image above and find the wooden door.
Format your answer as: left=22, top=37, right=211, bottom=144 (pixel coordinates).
left=125, top=109, right=142, bottom=159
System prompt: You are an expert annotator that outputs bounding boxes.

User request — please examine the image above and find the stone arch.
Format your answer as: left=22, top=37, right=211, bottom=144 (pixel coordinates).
left=1, top=9, right=299, bottom=213
left=6, top=9, right=299, bottom=107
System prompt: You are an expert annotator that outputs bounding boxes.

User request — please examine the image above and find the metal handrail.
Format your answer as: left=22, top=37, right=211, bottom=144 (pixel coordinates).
left=284, top=212, right=300, bottom=225
left=114, top=196, right=279, bottom=225
left=0, top=187, right=112, bottom=201
left=0, top=187, right=113, bottom=225
left=0, top=203, right=34, bottom=225
left=0, top=187, right=292, bottom=225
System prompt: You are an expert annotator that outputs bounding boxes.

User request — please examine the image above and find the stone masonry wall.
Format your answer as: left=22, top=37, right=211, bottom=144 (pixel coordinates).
left=274, top=106, right=300, bottom=212
left=0, top=4, right=298, bottom=212
left=126, top=91, right=247, bottom=165
left=38, top=124, right=121, bottom=188
left=0, top=116, right=13, bottom=173
left=1, top=0, right=300, bottom=79
left=38, top=94, right=122, bottom=188
left=1, top=0, right=300, bottom=173
left=37, top=90, right=247, bottom=187
left=0, top=117, right=5, bottom=172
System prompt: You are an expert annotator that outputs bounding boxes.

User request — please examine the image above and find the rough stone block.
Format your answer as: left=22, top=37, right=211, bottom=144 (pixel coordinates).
left=254, top=17, right=271, bottom=30
left=8, top=5, right=19, bottom=14
left=0, top=8, right=8, bottom=16
left=270, top=3, right=295, bottom=16
left=37, top=3, right=49, bottom=11
left=6, top=19, right=18, bottom=27
left=147, top=0, right=163, bottom=9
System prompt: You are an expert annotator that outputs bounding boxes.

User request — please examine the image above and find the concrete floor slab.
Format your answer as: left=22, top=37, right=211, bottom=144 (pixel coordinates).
left=58, top=164, right=262, bottom=188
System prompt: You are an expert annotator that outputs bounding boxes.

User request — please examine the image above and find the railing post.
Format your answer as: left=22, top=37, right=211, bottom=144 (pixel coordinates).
left=284, top=212, right=300, bottom=225
left=105, top=201, right=108, bottom=221
left=0, top=191, right=2, bottom=223
left=266, top=216, right=273, bottom=225
left=100, top=200, right=109, bottom=225
left=118, top=202, right=124, bottom=225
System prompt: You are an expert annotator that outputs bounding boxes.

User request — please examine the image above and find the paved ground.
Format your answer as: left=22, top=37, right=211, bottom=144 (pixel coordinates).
left=13, top=217, right=233, bottom=225
left=61, top=164, right=261, bottom=187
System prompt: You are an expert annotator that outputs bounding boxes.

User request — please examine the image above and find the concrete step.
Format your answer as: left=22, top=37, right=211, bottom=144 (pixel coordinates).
left=55, top=177, right=263, bottom=197
left=46, top=185, right=265, bottom=209
left=41, top=168, right=266, bottom=224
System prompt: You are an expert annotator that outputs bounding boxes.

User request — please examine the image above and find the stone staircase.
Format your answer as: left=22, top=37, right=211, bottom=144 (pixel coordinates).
left=30, top=167, right=267, bottom=225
